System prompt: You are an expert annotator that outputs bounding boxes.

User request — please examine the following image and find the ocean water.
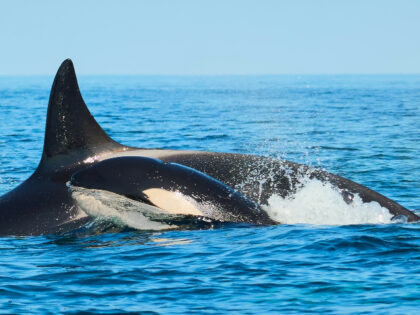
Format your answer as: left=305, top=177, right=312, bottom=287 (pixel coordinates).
left=0, top=75, right=419, bottom=313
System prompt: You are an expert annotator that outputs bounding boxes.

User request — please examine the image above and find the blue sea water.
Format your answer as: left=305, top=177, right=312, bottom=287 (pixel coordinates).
left=0, top=75, right=419, bottom=313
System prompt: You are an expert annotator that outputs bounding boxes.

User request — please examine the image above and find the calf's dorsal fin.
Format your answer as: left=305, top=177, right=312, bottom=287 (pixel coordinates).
left=37, top=59, right=125, bottom=172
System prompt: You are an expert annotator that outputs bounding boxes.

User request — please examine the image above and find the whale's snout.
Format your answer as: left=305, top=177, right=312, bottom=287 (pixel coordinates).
left=69, top=172, right=82, bottom=187
left=70, top=167, right=105, bottom=189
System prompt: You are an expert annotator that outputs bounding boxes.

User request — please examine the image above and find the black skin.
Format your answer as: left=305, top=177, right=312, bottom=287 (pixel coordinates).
left=0, top=59, right=418, bottom=236
left=70, top=156, right=276, bottom=225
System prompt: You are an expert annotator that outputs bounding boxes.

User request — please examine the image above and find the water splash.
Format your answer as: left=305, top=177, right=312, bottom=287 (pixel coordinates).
left=263, top=178, right=394, bottom=225
left=70, top=186, right=174, bottom=230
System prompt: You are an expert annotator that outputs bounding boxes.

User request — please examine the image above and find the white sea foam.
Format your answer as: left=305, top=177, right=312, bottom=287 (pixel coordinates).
left=263, top=178, right=394, bottom=225
left=70, top=185, right=175, bottom=230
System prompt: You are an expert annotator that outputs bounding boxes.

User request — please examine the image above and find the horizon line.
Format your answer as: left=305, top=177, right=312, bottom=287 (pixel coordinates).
left=1, top=72, right=420, bottom=77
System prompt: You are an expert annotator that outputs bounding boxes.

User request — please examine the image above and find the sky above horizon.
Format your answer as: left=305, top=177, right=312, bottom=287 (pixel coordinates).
left=0, top=0, right=419, bottom=75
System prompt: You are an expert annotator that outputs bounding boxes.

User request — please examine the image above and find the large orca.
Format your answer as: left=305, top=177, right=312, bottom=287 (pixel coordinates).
left=0, top=59, right=418, bottom=235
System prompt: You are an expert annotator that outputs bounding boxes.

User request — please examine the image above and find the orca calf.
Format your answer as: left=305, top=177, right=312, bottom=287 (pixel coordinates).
left=70, top=156, right=275, bottom=225
left=0, top=59, right=418, bottom=235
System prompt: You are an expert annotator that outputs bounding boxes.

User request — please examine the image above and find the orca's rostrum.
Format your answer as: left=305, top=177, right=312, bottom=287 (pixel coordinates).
left=0, top=60, right=418, bottom=235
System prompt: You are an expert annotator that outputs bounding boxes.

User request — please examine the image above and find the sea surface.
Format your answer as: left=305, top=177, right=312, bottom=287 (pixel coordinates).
left=0, top=75, right=419, bottom=314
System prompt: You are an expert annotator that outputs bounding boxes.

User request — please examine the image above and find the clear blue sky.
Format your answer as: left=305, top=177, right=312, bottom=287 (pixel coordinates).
left=0, top=0, right=419, bottom=75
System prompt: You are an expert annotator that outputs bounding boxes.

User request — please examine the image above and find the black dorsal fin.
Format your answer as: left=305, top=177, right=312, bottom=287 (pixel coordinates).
left=37, top=59, right=124, bottom=172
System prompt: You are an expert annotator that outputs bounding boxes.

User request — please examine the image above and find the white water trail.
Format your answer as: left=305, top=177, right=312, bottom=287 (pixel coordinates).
left=70, top=186, right=175, bottom=230
left=263, top=178, right=394, bottom=225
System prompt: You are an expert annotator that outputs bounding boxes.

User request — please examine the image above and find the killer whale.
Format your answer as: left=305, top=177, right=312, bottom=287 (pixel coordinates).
left=70, top=156, right=275, bottom=225
left=0, top=59, right=418, bottom=235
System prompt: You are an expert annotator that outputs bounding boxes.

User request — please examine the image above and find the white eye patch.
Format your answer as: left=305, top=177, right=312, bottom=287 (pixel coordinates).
left=142, top=188, right=204, bottom=216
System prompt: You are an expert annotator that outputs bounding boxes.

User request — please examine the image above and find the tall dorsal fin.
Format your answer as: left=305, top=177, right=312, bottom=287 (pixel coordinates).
left=37, top=59, right=124, bottom=172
